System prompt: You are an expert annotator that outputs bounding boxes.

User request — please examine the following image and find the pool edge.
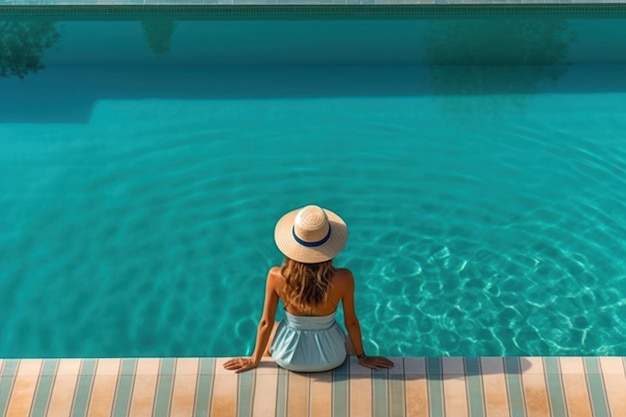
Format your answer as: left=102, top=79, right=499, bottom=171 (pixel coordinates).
left=1, top=356, right=625, bottom=416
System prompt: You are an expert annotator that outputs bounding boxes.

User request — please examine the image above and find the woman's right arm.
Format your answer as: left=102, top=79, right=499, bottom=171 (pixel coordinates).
left=223, top=268, right=279, bottom=373
left=341, top=269, right=394, bottom=370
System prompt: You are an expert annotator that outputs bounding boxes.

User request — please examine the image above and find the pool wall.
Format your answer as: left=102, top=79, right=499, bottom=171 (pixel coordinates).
left=1, top=3, right=626, bottom=13
left=0, top=0, right=625, bottom=5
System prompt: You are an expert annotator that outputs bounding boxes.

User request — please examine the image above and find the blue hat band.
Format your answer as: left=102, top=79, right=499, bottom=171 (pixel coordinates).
left=292, top=225, right=332, bottom=247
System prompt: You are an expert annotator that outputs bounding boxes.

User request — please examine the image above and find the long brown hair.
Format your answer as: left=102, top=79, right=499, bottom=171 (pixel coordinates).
left=280, top=257, right=336, bottom=314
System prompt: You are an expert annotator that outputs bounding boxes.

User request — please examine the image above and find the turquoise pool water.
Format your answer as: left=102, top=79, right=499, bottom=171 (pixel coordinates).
left=1, top=9, right=626, bottom=358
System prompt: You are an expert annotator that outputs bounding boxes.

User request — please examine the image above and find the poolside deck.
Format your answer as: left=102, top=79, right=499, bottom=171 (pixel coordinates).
left=1, top=356, right=626, bottom=416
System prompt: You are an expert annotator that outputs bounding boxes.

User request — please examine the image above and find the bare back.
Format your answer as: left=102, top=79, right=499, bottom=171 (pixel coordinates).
left=268, top=266, right=352, bottom=317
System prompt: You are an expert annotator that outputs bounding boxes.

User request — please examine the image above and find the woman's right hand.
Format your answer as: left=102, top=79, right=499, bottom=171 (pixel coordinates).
left=357, top=356, right=395, bottom=370
left=223, top=357, right=258, bottom=373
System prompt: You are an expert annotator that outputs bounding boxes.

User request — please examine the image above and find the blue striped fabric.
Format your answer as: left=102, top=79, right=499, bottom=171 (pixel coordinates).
left=72, top=359, right=97, bottom=417
left=426, top=357, right=444, bottom=417
left=0, top=360, right=19, bottom=417
left=465, top=357, right=485, bottom=417
left=275, top=366, right=288, bottom=417
left=112, top=359, right=136, bottom=417
left=1, top=357, right=626, bottom=417
left=544, top=357, right=567, bottom=416
left=388, top=361, right=405, bottom=417
left=194, top=358, right=215, bottom=416
left=332, top=358, right=349, bottom=417
left=238, top=367, right=255, bottom=417
left=504, top=357, right=525, bottom=417
left=583, top=357, right=610, bottom=417
left=31, top=359, right=58, bottom=417
left=154, top=358, right=175, bottom=417
left=372, top=369, right=389, bottom=417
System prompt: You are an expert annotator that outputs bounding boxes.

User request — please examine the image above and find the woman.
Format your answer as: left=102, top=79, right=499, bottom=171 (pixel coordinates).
left=224, top=205, right=394, bottom=373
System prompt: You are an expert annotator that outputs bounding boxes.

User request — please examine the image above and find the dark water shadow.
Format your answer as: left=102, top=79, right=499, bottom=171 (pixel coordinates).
left=424, top=17, right=574, bottom=121
left=141, top=18, right=176, bottom=57
left=2, top=63, right=626, bottom=125
left=2, top=15, right=626, bottom=124
left=0, top=20, right=61, bottom=79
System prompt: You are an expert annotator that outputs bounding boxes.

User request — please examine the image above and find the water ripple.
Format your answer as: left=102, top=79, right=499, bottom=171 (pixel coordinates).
left=2, top=93, right=626, bottom=357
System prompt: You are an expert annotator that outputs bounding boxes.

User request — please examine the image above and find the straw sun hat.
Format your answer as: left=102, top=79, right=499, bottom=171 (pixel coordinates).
left=274, top=205, right=348, bottom=264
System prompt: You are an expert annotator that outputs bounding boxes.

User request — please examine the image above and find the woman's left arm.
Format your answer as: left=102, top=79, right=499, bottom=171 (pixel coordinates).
left=223, top=269, right=279, bottom=373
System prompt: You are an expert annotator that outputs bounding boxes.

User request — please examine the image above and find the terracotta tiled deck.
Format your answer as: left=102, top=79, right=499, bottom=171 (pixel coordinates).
left=1, top=356, right=626, bottom=416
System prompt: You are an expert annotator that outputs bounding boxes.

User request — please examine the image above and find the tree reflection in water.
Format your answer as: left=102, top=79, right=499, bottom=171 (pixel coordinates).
left=141, top=18, right=176, bottom=57
left=0, top=20, right=61, bottom=79
left=424, top=16, right=575, bottom=121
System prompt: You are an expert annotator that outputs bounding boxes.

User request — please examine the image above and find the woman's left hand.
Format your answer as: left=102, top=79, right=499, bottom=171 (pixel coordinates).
left=223, top=357, right=258, bottom=373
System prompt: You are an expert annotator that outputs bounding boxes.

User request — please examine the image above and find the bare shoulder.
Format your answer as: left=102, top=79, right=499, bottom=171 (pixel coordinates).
left=266, top=266, right=283, bottom=288
left=334, top=267, right=353, bottom=277
left=332, top=268, right=355, bottom=289
left=268, top=266, right=282, bottom=276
